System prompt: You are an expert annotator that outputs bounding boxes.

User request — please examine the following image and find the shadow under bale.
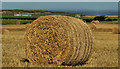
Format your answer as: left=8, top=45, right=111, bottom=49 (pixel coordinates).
left=25, top=15, right=93, bottom=67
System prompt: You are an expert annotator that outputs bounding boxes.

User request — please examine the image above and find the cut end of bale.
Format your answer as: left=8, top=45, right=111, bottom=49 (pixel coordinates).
left=25, top=15, right=93, bottom=67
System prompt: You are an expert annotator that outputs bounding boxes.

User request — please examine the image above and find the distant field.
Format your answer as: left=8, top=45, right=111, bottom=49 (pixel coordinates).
left=84, top=16, right=118, bottom=17
left=99, top=21, right=118, bottom=24
left=2, top=24, right=118, bottom=67
left=2, top=16, right=118, bottom=25
left=2, top=19, right=33, bottom=25
left=3, top=16, right=118, bottom=20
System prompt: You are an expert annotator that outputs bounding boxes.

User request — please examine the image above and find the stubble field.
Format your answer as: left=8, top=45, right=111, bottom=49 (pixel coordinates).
left=2, top=24, right=119, bottom=67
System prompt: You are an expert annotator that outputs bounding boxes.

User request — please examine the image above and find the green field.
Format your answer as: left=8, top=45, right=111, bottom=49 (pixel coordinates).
left=2, top=19, right=33, bottom=25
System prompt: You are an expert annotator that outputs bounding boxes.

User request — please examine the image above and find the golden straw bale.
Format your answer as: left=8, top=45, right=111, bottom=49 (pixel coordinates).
left=16, top=21, right=21, bottom=25
left=91, top=20, right=99, bottom=24
left=25, top=15, right=93, bottom=67
left=112, top=27, right=120, bottom=34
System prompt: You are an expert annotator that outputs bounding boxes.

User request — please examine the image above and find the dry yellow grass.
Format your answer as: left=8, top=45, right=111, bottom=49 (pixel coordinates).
left=89, top=23, right=96, bottom=31
left=1, top=28, right=9, bottom=35
left=95, top=24, right=118, bottom=29
left=88, top=24, right=118, bottom=32
left=2, top=28, right=25, bottom=31
left=2, top=25, right=25, bottom=28
left=112, top=27, right=120, bottom=34
left=95, top=28, right=112, bottom=32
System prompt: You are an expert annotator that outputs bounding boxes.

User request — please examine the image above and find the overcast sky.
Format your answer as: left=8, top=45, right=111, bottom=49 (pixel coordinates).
left=1, top=0, right=120, bottom=2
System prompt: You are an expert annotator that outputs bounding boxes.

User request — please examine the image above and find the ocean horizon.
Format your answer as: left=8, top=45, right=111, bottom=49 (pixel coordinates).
left=2, top=2, right=118, bottom=16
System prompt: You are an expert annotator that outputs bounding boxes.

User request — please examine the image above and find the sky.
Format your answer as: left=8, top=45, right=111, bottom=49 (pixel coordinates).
left=1, top=0, right=120, bottom=2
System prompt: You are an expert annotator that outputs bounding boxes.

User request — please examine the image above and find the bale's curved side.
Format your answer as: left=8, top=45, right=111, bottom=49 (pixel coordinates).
left=25, top=15, right=93, bottom=66
left=61, top=16, right=93, bottom=65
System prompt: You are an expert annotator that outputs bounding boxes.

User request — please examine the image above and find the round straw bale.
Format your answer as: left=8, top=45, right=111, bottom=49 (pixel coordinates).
left=16, top=21, right=21, bottom=25
left=25, top=15, right=93, bottom=67
left=91, top=20, right=99, bottom=24
left=112, top=27, right=120, bottom=34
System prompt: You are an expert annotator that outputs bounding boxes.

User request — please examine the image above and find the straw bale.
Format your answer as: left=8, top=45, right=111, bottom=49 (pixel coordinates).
left=91, top=20, right=99, bottom=24
left=25, top=15, right=93, bottom=67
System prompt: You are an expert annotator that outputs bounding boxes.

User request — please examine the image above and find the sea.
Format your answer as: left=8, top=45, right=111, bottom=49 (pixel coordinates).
left=2, top=2, right=118, bottom=16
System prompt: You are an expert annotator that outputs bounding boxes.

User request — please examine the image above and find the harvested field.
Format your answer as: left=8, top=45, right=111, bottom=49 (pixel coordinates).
left=95, top=28, right=112, bottom=32
left=2, top=28, right=25, bottom=31
left=94, top=24, right=118, bottom=29
left=112, top=27, right=120, bottom=34
left=0, top=29, right=9, bottom=35
left=2, top=23, right=118, bottom=67
left=2, top=25, right=26, bottom=31
left=2, top=25, right=25, bottom=28
left=88, top=24, right=118, bottom=32
left=89, top=23, right=96, bottom=31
